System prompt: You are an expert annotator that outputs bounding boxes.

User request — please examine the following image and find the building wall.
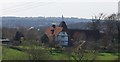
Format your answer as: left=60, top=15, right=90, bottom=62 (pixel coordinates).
left=55, top=32, right=68, bottom=46
left=68, top=29, right=100, bottom=46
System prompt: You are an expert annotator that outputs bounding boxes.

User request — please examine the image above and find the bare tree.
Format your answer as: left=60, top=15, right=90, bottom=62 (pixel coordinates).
left=91, top=13, right=119, bottom=52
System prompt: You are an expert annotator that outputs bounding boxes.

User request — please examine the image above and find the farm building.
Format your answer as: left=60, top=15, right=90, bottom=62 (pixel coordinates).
left=45, top=23, right=68, bottom=47
left=44, top=17, right=100, bottom=47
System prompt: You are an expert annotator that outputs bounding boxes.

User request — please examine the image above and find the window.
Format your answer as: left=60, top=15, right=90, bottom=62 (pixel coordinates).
left=61, top=36, right=65, bottom=37
left=63, top=32, right=65, bottom=34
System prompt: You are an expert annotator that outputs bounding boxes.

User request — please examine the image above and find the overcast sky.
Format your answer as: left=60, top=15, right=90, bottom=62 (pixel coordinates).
left=0, top=0, right=120, bottom=18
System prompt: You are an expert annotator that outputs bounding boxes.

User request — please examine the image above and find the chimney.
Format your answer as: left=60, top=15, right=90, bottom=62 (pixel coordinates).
left=52, top=24, right=56, bottom=28
left=52, top=22, right=56, bottom=28
left=51, top=29, right=54, bottom=34
left=51, top=23, right=56, bottom=34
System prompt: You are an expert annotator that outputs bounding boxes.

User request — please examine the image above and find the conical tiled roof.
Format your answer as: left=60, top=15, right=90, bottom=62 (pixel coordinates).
left=59, top=21, right=68, bottom=31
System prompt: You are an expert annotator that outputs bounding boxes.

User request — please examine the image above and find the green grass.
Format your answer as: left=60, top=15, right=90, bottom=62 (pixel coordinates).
left=50, top=52, right=119, bottom=60
left=2, top=46, right=29, bottom=60
left=17, top=45, right=46, bottom=50
left=2, top=45, right=119, bottom=60
left=0, top=46, right=2, bottom=61
left=51, top=53, right=73, bottom=60
left=96, top=53, right=118, bottom=60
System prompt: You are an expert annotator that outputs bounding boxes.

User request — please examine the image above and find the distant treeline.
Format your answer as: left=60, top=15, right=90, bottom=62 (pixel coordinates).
left=1, top=17, right=92, bottom=28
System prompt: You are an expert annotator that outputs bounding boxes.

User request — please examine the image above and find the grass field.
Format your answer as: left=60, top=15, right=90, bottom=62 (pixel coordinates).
left=2, top=46, right=119, bottom=60
left=0, top=45, right=2, bottom=61
left=51, top=53, right=73, bottom=60
left=51, top=52, right=119, bottom=60
left=96, top=53, right=118, bottom=60
left=2, top=46, right=29, bottom=60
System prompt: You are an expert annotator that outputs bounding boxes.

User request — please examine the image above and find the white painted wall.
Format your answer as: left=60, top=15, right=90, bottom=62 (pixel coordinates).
left=56, top=32, right=68, bottom=46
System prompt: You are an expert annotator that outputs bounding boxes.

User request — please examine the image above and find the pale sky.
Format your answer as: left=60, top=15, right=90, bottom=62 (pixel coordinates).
left=0, top=0, right=120, bottom=18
